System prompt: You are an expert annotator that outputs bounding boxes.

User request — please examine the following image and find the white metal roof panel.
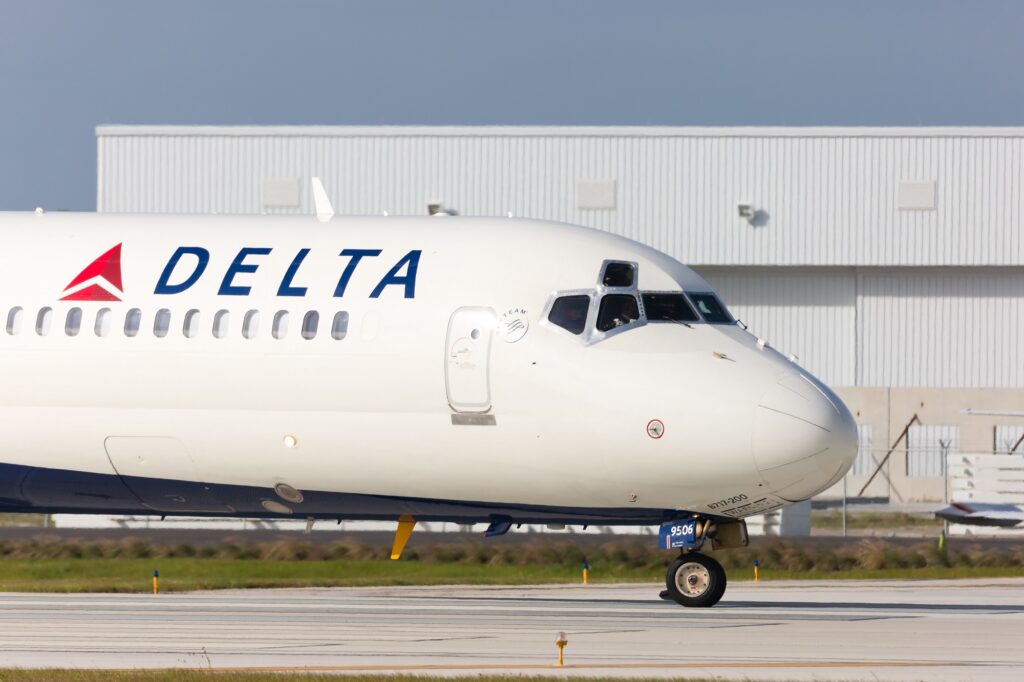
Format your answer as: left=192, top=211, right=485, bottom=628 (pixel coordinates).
left=96, top=125, right=1024, bottom=138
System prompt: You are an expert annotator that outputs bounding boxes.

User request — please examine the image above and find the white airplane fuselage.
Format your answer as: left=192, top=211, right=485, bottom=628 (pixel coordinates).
left=0, top=212, right=858, bottom=525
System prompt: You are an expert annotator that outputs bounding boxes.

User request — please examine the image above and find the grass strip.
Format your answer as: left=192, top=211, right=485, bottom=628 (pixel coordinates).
left=0, top=535, right=1021, bottom=592
left=0, top=557, right=1019, bottom=593
left=0, top=558, right=641, bottom=592
left=0, top=671, right=720, bottom=675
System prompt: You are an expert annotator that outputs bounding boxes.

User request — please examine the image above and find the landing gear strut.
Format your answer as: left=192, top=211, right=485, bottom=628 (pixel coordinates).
left=663, top=552, right=727, bottom=607
left=657, top=517, right=745, bottom=607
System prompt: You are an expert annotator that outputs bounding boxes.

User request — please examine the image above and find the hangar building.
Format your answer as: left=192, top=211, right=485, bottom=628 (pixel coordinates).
left=95, top=125, right=1024, bottom=502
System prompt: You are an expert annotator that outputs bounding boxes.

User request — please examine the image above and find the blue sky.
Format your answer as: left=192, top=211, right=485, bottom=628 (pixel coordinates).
left=1, top=0, right=1022, bottom=210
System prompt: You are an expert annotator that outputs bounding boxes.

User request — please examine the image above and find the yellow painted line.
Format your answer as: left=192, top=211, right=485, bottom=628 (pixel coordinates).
left=203, top=660, right=977, bottom=673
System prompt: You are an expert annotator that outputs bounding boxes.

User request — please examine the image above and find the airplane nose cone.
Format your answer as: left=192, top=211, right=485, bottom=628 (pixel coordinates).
left=752, top=373, right=858, bottom=501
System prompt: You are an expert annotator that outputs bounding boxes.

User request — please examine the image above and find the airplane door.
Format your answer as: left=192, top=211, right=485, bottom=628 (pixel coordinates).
left=445, top=307, right=496, bottom=413
left=104, top=437, right=234, bottom=513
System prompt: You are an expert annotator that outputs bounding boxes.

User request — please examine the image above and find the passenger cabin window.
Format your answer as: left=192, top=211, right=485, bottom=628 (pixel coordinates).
left=124, top=308, right=141, bottom=337
left=548, top=295, right=590, bottom=335
left=301, top=311, right=319, bottom=340
left=687, top=293, right=733, bottom=324
left=65, top=307, right=83, bottom=336
left=183, top=309, right=200, bottom=339
left=242, top=310, right=260, bottom=339
left=6, top=307, right=23, bottom=335
left=94, top=308, right=111, bottom=337
left=272, top=310, right=289, bottom=339
left=153, top=309, right=171, bottom=338
left=331, top=311, right=349, bottom=340
left=602, top=262, right=635, bottom=288
left=36, top=307, right=52, bottom=336
left=596, top=294, right=640, bottom=332
left=212, top=310, right=230, bottom=339
left=642, top=293, right=699, bottom=323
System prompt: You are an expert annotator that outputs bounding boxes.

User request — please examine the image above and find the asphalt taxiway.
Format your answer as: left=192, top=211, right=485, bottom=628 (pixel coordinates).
left=0, top=579, right=1022, bottom=680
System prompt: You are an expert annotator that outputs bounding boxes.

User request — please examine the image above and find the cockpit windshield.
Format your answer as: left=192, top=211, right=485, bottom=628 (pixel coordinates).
left=602, top=262, right=635, bottom=288
left=597, top=294, right=640, bottom=331
left=548, top=295, right=590, bottom=335
left=687, top=292, right=734, bottom=324
left=642, top=293, right=699, bottom=323
left=544, top=261, right=737, bottom=341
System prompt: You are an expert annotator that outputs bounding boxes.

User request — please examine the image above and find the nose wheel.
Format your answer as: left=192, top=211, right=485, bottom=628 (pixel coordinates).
left=663, top=552, right=727, bottom=607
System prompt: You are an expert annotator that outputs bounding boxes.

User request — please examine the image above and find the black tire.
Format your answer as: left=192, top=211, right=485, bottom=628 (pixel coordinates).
left=664, top=552, right=727, bottom=607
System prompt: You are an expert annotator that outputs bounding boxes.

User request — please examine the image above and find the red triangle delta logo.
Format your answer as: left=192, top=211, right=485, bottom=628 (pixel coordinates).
left=60, top=244, right=124, bottom=302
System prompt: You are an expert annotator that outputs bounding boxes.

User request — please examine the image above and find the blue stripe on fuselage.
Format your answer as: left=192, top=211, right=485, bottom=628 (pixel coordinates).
left=0, top=461, right=682, bottom=525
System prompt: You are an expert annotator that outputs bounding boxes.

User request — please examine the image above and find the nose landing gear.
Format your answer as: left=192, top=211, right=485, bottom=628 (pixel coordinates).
left=663, top=552, right=727, bottom=607
left=657, top=517, right=746, bottom=607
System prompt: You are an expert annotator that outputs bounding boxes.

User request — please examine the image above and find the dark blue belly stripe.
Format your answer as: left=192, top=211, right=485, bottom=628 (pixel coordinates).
left=0, top=461, right=684, bottom=525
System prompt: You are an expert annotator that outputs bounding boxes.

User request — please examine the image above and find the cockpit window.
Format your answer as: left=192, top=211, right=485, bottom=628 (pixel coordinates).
left=642, top=293, right=699, bottom=323
left=687, top=292, right=734, bottom=324
left=602, top=262, right=635, bottom=288
left=596, top=294, right=640, bottom=332
left=548, top=295, right=590, bottom=335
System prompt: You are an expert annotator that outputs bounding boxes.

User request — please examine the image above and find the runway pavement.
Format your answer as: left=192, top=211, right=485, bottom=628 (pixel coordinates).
left=0, top=579, right=1022, bottom=680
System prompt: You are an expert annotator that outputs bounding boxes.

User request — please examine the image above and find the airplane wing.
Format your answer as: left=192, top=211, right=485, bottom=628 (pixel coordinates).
left=935, top=501, right=1024, bottom=528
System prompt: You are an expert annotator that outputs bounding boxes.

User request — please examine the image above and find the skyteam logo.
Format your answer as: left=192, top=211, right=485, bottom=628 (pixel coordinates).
left=60, top=244, right=124, bottom=302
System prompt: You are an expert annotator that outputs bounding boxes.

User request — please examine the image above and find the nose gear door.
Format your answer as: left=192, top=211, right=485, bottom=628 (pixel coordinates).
left=445, top=307, right=496, bottom=413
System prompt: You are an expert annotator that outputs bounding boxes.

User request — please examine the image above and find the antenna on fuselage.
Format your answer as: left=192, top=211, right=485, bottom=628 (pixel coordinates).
left=311, top=177, right=335, bottom=222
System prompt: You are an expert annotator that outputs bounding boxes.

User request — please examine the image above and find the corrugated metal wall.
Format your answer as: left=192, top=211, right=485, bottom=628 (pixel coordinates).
left=853, top=424, right=875, bottom=476
left=858, top=268, right=1024, bottom=388
left=696, top=266, right=1024, bottom=388
left=97, top=127, right=1024, bottom=267
left=907, top=425, right=960, bottom=477
left=95, top=126, right=1024, bottom=390
left=695, top=267, right=856, bottom=385
left=995, top=426, right=1024, bottom=453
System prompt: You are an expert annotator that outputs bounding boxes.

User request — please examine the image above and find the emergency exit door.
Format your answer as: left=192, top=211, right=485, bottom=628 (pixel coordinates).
left=445, top=307, right=496, bottom=412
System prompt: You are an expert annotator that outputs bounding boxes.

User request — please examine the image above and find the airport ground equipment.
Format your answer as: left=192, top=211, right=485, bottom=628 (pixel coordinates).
left=937, top=452, right=1024, bottom=532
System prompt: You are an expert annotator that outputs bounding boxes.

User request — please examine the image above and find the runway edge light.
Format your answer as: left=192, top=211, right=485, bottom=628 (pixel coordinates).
left=555, top=631, right=568, bottom=667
